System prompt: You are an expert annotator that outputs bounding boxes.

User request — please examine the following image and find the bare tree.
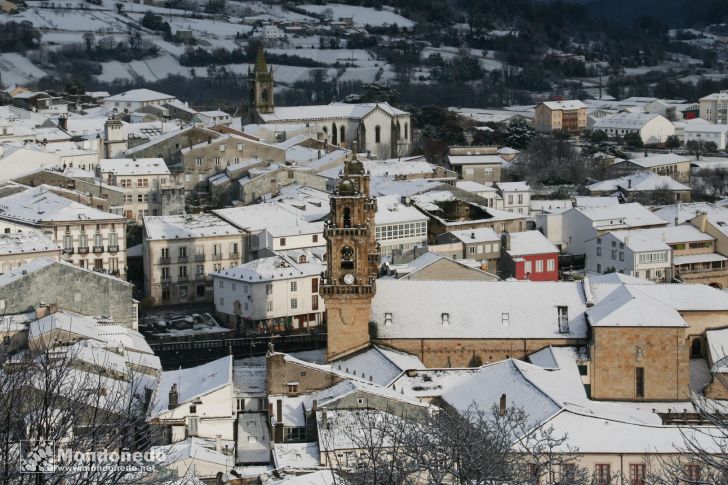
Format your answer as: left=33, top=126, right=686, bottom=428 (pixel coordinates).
left=0, top=342, right=167, bottom=485
left=322, top=402, right=598, bottom=485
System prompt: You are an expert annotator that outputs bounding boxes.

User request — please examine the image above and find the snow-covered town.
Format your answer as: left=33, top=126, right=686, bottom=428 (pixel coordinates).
left=4, top=0, right=728, bottom=484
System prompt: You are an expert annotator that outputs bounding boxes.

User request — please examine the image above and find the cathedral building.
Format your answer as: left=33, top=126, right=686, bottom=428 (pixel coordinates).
left=248, top=49, right=412, bottom=159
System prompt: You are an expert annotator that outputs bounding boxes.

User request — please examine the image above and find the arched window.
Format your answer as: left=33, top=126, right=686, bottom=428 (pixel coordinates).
left=404, top=123, right=409, bottom=140
left=298, top=255, right=307, bottom=263
left=375, top=125, right=381, bottom=144
left=261, top=88, right=268, bottom=104
left=343, top=207, right=351, bottom=228
left=341, top=246, right=354, bottom=270
left=340, top=125, right=346, bottom=144
left=691, top=338, right=703, bottom=358
left=332, top=123, right=338, bottom=145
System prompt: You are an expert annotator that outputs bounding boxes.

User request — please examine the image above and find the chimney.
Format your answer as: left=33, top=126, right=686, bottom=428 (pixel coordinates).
left=499, top=394, right=507, bottom=416
left=58, top=115, right=67, bottom=131
left=695, top=211, right=708, bottom=232
left=215, top=434, right=222, bottom=453
left=470, top=232, right=475, bottom=239
left=501, top=231, right=511, bottom=251
left=168, top=383, right=179, bottom=409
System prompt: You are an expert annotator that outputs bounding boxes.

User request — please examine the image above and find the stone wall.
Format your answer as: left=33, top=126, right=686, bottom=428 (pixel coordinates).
left=266, top=353, right=343, bottom=396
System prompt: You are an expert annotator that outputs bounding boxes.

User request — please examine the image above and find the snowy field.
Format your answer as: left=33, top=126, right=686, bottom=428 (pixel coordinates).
left=298, top=4, right=413, bottom=27
left=0, top=53, right=48, bottom=85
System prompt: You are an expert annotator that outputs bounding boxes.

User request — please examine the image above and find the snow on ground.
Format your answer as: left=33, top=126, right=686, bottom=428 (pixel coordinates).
left=12, top=8, right=126, bottom=32
left=298, top=3, right=413, bottom=27
left=338, top=66, right=382, bottom=84
left=97, top=54, right=190, bottom=83
left=268, top=47, right=375, bottom=66
left=125, top=12, right=251, bottom=38
left=0, top=53, right=48, bottom=86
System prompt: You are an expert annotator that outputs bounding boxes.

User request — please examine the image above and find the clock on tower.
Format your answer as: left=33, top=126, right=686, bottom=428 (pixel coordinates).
left=321, top=155, right=379, bottom=361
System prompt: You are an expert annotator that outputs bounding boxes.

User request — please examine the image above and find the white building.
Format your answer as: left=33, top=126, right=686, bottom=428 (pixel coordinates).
left=375, top=195, right=428, bottom=257
left=591, top=112, right=675, bottom=144
left=683, top=118, right=728, bottom=150
left=103, top=89, right=178, bottom=113
left=211, top=249, right=325, bottom=335
left=699, top=90, right=728, bottom=123
left=143, top=213, right=244, bottom=305
left=150, top=355, right=236, bottom=443
left=495, top=181, right=530, bottom=214
left=97, top=158, right=183, bottom=222
left=0, top=185, right=127, bottom=277
left=214, top=203, right=326, bottom=262
left=560, top=202, right=668, bottom=255
left=0, top=230, right=61, bottom=273
left=586, top=230, right=671, bottom=282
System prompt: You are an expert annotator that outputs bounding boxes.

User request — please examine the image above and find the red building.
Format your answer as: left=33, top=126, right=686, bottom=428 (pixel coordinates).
left=499, top=230, right=560, bottom=281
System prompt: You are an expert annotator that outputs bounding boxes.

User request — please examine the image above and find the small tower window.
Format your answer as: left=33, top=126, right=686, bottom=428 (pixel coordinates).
left=343, top=207, right=351, bottom=228
left=441, top=313, right=450, bottom=326
left=375, top=125, right=381, bottom=143
left=261, top=88, right=269, bottom=104
left=341, top=246, right=354, bottom=270
left=384, top=313, right=392, bottom=325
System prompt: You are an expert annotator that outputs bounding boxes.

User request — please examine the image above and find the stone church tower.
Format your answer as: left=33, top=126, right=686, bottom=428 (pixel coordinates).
left=248, top=47, right=274, bottom=123
left=321, top=155, right=380, bottom=361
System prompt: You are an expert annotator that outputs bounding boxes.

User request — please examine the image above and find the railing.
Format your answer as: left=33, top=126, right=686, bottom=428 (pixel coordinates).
left=159, top=257, right=171, bottom=265
left=77, top=246, right=89, bottom=254
left=108, top=245, right=119, bottom=253
left=229, top=252, right=240, bottom=260
left=324, top=226, right=369, bottom=237
left=178, top=256, right=189, bottom=263
left=62, top=248, right=74, bottom=256
left=93, top=245, right=104, bottom=254
left=212, top=254, right=222, bottom=261
left=320, top=284, right=374, bottom=296
left=178, top=275, right=188, bottom=282
left=194, top=254, right=206, bottom=262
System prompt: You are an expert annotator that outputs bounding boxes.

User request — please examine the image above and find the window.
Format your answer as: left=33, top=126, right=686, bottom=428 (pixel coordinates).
left=619, top=252, right=624, bottom=262
left=287, top=384, right=298, bottom=393
left=290, top=298, right=298, bottom=309
left=312, top=234, right=319, bottom=243
left=290, top=281, right=297, bottom=292
left=684, top=464, right=701, bottom=484
left=267, top=300, right=273, bottom=311
left=161, top=267, right=169, bottom=279
left=611, top=249, right=617, bottom=260
left=502, top=312, right=509, bottom=326
left=312, top=295, right=319, bottom=310
left=219, top=279, right=224, bottom=289
left=279, top=238, right=286, bottom=247
left=596, top=246, right=602, bottom=257
left=179, top=247, right=187, bottom=258
left=468, top=246, right=476, bottom=255
left=524, top=261, right=532, bottom=274
left=578, top=364, right=588, bottom=376
left=629, top=464, right=645, bottom=485
left=441, top=313, right=450, bottom=326
left=375, top=125, right=381, bottom=143
left=311, top=277, right=319, bottom=293
left=219, top=144, right=226, bottom=152
left=179, top=266, right=188, bottom=277
left=597, top=263, right=602, bottom=273
left=161, top=248, right=169, bottom=259
left=196, top=264, right=204, bottom=275
left=535, top=260, right=544, bottom=272
left=214, top=157, right=221, bottom=165
left=384, top=312, right=393, bottom=325
left=547, top=259, right=555, bottom=271
left=594, top=464, right=610, bottom=485
left=237, top=143, right=243, bottom=151
left=557, top=306, right=569, bottom=333
left=635, top=367, right=645, bottom=398
left=266, top=284, right=273, bottom=295
left=596, top=237, right=602, bottom=245
left=195, top=158, right=203, bottom=166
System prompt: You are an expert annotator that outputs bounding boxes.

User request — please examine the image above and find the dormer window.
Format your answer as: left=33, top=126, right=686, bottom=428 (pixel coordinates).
left=557, top=306, right=569, bottom=333
left=441, top=313, right=450, bottom=326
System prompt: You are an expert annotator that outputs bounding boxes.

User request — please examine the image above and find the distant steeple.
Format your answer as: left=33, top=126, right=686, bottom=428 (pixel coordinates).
left=248, top=46, right=274, bottom=121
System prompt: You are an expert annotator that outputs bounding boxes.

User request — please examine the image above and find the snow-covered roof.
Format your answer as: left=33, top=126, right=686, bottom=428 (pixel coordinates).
left=600, top=230, right=671, bottom=252
left=674, top=252, right=728, bottom=265
left=143, top=213, right=242, bottom=240
left=214, top=203, right=324, bottom=237
left=455, top=180, right=498, bottom=194
left=331, top=345, right=425, bottom=386
left=157, top=437, right=230, bottom=467
left=152, top=355, right=232, bottom=415
left=589, top=280, right=728, bottom=312
left=364, top=156, right=442, bottom=177
left=0, top=185, right=122, bottom=224
left=105, top=89, right=176, bottom=103
left=529, top=199, right=573, bottom=213
left=258, top=102, right=408, bottom=123
left=211, top=252, right=323, bottom=283
left=653, top=202, right=728, bottom=226
left=0, top=257, right=130, bottom=287
left=447, top=227, right=500, bottom=244
left=574, top=196, right=619, bottom=208
left=97, top=158, right=170, bottom=176
left=233, top=364, right=266, bottom=397
left=570, top=202, right=667, bottom=228
left=626, top=153, right=691, bottom=168
left=0, top=230, right=61, bottom=255
left=373, top=279, right=588, bottom=339
left=505, top=230, right=559, bottom=256
left=447, top=154, right=504, bottom=166
left=683, top=119, right=728, bottom=134
left=587, top=284, right=686, bottom=327
left=700, top=91, right=728, bottom=101
left=592, top=111, right=667, bottom=130
left=375, top=195, right=428, bottom=225
left=272, top=442, right=320, bottom=469
left=541, top=100, right=587, bottom=111
left=588, top=172, right=690, bottom=193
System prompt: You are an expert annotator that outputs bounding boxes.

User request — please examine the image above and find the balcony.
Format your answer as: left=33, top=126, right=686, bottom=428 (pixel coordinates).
left=108, top=245, right=119, bottom=253
left=62, top=248, right=74, bottom=257
left=212, top=253, right=222, bottom=261
left=320, top=284, right=374, bottom=296
left=159, top=257, right=171, bottom=265
left=194, top=254, right=206, bottom=262
left=229, top=252, right=240, bottom=260
left=77, top=246, right=89, bottom=254
left=195, top=273, right=207, bottom=281
left=324, top=226, right=369, bottom=238
left=178, top=275, right=189, bottom=283
left=160, top=276, right=171, bottom=283
left=178, top=256, right=189, bottom=263
left=93, top=245, right=104, bottom=254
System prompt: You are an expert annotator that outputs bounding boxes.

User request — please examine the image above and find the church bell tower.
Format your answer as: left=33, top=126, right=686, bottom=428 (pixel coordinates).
left=248, top=46, right=274, bottom=122
left=321, top=155, right=380, bottom=361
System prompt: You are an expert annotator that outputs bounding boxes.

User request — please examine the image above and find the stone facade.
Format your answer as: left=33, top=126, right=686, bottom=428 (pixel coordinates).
left=0, top=259, right=136, bottom=327
left=590, top=326, right=689, bottom=401
left=266, top=353, right=343, bottom=396
left=321, top=157, right=380, bottom=362
left=238, top=167, right=328, bottom=205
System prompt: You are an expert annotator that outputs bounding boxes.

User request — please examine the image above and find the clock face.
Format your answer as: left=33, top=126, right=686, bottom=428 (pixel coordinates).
left=343, top=273, right=355, bottom=285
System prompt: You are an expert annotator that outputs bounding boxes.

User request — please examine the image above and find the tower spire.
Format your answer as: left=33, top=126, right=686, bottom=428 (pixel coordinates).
left=254, top=45, right=268, bottom=73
